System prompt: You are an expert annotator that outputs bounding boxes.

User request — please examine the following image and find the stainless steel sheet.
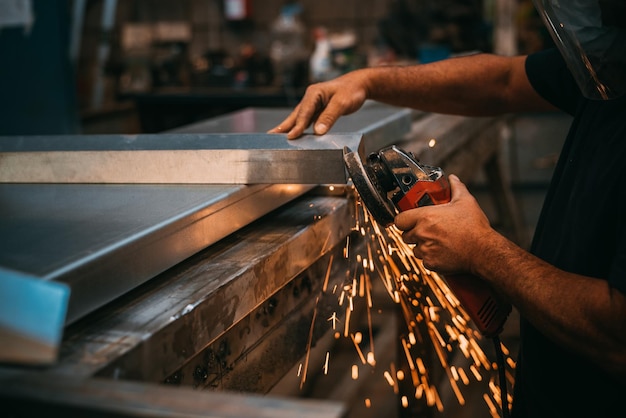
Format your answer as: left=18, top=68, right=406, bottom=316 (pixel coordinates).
left=0, top=133, right=360, bottom=184
left=0, top=182, right=313, bottom=325
left=0, top=103, right=412, bottom=185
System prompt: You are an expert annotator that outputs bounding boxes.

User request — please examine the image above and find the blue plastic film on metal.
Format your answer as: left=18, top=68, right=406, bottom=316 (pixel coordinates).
left=0, top=268, right=70, bottom=345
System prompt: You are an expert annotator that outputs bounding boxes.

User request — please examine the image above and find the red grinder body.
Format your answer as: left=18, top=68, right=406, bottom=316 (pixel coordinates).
left=344, top=145, right=511, bottom=337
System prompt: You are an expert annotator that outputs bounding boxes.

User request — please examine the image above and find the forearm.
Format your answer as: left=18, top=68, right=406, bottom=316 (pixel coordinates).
left=474, top=231, right=626, bottom=377
left=361, top=54, right=554, bottom=116
left=270, top=53, right=556, bottom=138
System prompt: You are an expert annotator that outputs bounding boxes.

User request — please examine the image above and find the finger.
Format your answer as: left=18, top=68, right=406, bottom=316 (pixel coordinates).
left=394, top=209, right=419, bottom=231
left=421, top=259, right=437, bottom=273
left=448, top=174, right=469, bottom=201
left=412, top=246, right=434, bottom=270
left=403, top=232, right=421, bottom=248
left=312, top=99, right=353, bottom=135
left=268, top=106, right=300, bottom=135
left=287, top=101, right=324, bottom=139
left=267, top=123, right=289, bottom=134
left=287, top=110, right=311, bottom=140
left=312, top=110, right=334, bottom=135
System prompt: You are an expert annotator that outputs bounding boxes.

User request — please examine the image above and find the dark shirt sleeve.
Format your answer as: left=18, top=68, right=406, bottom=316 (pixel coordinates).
left=525, top=49, right=582, bottom=115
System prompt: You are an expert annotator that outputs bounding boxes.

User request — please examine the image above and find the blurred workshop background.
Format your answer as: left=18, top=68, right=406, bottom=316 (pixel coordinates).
left=0, top=0, right=555, bottom=136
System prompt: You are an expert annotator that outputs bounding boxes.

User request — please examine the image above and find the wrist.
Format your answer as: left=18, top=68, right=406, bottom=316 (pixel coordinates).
left=350, top=67, right=377, bottom=101
left=469, top=229, right=512, bottom=279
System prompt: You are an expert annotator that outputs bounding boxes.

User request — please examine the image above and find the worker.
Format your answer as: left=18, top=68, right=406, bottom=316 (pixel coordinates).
left=269, top=1, right=626, bottom=416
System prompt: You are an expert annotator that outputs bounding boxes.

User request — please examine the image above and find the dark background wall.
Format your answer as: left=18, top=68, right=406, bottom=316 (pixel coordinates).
left=0, top=0, right=79, bottom=135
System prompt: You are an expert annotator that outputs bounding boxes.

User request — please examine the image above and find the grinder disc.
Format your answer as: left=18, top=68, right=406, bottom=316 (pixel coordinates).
left=343, top=147, right=396, bottom=227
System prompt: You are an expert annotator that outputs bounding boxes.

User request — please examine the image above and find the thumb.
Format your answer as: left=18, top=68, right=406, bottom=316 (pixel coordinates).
left=448, top=174, right=469, bottom=201
left=313, top=106, right=342, bottom=135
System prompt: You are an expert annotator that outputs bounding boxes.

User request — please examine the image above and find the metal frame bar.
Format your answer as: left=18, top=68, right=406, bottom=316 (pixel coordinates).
left=0, top=133, right=361, bottom=184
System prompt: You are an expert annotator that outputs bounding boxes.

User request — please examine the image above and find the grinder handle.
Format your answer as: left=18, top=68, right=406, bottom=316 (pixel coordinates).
left=444, top=274, right=511, bottom=338
left=399, top=175, right=511, bottom=337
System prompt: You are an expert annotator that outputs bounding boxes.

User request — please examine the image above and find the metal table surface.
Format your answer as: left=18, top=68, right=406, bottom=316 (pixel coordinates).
left=171, top=102, right=413, bottom=138
left=0, top=182, right=311, bottom=325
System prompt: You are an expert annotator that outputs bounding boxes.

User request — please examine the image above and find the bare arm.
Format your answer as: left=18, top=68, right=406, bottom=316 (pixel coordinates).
left=269, top=54, right=557, bottom=139
left=395, top=175, right=626, bottom=378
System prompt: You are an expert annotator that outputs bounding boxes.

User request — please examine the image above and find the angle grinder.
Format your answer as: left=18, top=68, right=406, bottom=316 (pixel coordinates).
left=343, top=145, right=511, bottom=337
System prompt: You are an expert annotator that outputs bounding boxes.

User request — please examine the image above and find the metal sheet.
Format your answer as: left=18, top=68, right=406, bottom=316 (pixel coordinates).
left=0, top=111, right=508, bottom=417
left=0, top=103, right=412, bottom=185
left=0, top=182, right=313, bottom=325
left=0, top=133, right=360, bottom=184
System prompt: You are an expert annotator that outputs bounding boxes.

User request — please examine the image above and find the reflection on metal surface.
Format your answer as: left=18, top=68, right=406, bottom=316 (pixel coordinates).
left=106, top=243, right=350, bottom=393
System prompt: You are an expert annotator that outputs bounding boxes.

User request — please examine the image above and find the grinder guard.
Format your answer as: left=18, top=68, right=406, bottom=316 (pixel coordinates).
left=343, top=145, right=451, bottom=226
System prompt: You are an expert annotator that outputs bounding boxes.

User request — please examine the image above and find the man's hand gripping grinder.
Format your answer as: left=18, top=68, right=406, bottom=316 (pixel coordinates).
left=343, top=145, right=511, bottom=338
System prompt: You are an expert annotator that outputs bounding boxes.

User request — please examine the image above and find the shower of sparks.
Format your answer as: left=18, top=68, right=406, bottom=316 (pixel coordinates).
left=299, top=192, right=516, bottom=416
